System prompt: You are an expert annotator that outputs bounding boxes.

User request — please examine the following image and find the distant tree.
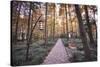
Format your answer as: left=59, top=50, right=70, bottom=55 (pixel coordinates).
left=68, top=5, right=73, bottom=38
left=53, top=4, right=55, bottom=40
left=65, top=4, right=68, bottom=37
left=51, top=5, right=53, bottom=38
left=14, top=2, right=22, bottom=44
left=44, top=3, right=48, bottom=46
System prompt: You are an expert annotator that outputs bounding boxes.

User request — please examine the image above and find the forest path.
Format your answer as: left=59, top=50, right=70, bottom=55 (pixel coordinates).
left=42, top=38, right=70, bottom=64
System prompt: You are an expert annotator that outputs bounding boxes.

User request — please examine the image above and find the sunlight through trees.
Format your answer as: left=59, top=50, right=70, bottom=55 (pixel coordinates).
left=11, top=1, right=97, bottom=66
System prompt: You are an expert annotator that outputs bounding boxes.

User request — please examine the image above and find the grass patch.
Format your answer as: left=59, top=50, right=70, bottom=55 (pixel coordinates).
left=11, top=39, right=57, bottom=66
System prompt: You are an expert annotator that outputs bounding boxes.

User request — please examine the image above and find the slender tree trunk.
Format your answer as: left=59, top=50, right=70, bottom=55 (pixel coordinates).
left=75, top=5, right=91, bottom=61
left=51, top=11, right=53, bottom=38
left=26, top=15, right=42, bottom=61
left=30, top=10, right=34, bottom=43
left=26, top=2, right=32, bottom=60
left=15, top=2, right=21, bottom=44
left=45, top=3, right=48, bottom=46
left=68, top=5, right=73, bottom=38
left=75, top=21, right=77, bottom=38
left=92, top=8, right=97, bottom=45
left=65, top=4, right=68, bottom=38
left=84, top=5, right=95, bottom=48
left=62, top=17, right=65, bottom=34
left=21, top=7, right=26, bottom=41
left=53, top=4, right=55, bottom=40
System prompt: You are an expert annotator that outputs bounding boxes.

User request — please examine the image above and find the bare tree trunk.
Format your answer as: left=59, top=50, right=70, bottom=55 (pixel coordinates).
left=62, top=17, right=65, bottom=35
left=45, top=3, right=48, bottom=46
left=26, top=2, right=32, bottom=60
left=75, top=5, right=91, bottom=61
left=51, top=11, right=53, bottom=38
left=75, top=21, right=77, bottom=38
left=92, top=7, right=97, bottom=46
left=30, top=10, right=34, bottom=43
left=65, top=4, right=68, bottom=38
left=15, top=2, right=21, bottom=44
left=84, top=5, right=95, bottom=48
left=21, top=7, right=26, bottom=41
left=68, top=5, right=73, bottom=38
left=26, top=15, right=42, bottom=61
left=53, top=4, right=55, bottom=40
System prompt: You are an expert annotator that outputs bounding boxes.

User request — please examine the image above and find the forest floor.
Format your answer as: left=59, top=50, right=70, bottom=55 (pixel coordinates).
left=11, top=38, right=57, bottom=66
left=11, top=38, right=97, bottom=66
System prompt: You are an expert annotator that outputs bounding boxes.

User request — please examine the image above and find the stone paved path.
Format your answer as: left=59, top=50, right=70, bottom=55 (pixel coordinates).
left=43, top=38, right=70, bottom=64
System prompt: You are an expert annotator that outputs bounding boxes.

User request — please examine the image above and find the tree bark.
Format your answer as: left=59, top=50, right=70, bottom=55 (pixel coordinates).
left=62, top=17, right=65, bottom=35
left=45, top=3, right=48, bottom=46
left=53, top=4, right=55, bottom=40
left=51, top=9, right=53, bottom=38
left=68, top=5, right=73, bottom=38
left=92, top=6, right=97, bottom=46
left=65, top=4, right=68, bottom=37
left=75, top=5, right=91, bottom=61
left=26, top=2, right=32, bottom=60
left=84, top=5, right=95, bottom=48
left=15, top=2, right=21, bottom=44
